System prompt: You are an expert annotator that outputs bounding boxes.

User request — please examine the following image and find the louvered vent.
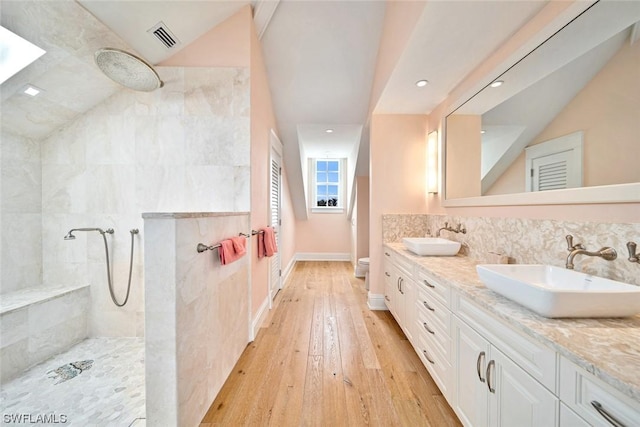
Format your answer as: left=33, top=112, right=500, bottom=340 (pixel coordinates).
left=537, top=160, right=568, bottom=191
left=147, top=21, right=180, bottom=49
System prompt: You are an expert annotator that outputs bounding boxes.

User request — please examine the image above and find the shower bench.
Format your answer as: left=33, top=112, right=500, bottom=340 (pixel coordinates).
left=0, top=284, right=90, bottom=383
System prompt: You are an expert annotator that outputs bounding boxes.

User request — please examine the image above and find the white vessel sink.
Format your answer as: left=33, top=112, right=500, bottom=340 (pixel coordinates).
left=476, top=264, right=640, bottom=318
left=402, top=237, right=461, bottom=256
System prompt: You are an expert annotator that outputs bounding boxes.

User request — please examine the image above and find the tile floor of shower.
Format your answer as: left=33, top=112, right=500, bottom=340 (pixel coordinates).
left=1, top=338, right=145, bottom=426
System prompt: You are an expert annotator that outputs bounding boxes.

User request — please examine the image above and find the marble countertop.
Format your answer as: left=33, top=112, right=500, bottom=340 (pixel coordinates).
left=384, top=242, right=640, bottom=403
left=142, top=211, right=249, bottom=219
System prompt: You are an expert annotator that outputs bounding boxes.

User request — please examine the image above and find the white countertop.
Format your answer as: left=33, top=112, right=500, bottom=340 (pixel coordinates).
left=384, top=242, right=640, bottom=403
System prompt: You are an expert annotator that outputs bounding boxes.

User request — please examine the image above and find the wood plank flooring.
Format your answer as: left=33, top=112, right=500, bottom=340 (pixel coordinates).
left=201, top=261, right=462, bottom=426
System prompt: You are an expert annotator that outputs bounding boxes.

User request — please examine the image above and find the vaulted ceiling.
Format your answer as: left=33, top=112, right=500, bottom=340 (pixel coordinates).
left=1, top=0, right=551, bottom=217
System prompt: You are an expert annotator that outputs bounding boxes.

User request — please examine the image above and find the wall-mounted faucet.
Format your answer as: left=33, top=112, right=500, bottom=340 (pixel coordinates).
left=436, top=222, right=466, bottom=237
left=627, top=242, right=640, bottom=264
left=565, top=234, right=617, bottom=270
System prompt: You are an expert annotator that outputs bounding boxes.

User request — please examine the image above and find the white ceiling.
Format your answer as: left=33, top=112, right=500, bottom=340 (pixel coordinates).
left=2, top=0, right=561, bottom=218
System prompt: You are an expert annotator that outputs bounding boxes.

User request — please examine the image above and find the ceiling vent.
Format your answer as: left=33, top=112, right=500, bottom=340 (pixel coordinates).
left=147, top=21, right=180, bottom=49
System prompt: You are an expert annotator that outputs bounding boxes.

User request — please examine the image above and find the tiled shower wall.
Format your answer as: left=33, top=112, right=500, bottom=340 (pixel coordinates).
left=0, top=133, right=42, bottom=293
left=1, top=66, right=250, bottom=337
left=382, top=214, right=640, bottom=286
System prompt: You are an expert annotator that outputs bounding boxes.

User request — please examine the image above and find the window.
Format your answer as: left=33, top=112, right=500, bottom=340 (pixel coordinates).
left=314, top=159, right=342, bottom=210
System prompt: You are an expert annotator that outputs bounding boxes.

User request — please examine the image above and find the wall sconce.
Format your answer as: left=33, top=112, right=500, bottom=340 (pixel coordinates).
left=427, top=131, right=439, bottom=194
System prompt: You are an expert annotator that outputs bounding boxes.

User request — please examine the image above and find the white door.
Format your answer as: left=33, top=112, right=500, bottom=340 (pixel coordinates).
left=269, top=138, right=282, bottom=302
left=488, top=347, right=558, bottom=427
left=454, top=319, right=490, bottom=427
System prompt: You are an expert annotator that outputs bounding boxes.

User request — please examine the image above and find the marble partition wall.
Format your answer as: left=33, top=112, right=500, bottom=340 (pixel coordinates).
left=39, top=67, right=250, bottom=337
left=382, top=214, right=640, bottom=286
left=0, top=132, right=42, bottom=293
left=143, top=212, right=250, bottom=427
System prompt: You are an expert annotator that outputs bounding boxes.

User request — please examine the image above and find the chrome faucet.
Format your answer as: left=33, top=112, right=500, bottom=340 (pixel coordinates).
left=436, top=222, right=466, bottom=237
left=627, top=242, right=640, bottom=264
left=565, top=234, right=617, bottom=270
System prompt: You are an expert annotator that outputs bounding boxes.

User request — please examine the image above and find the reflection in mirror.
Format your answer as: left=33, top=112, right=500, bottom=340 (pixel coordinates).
left=445, top=1, right=640, bottom=200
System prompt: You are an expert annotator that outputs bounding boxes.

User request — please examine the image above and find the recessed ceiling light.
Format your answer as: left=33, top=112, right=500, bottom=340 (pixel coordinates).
left=490, top=80, right=504, bottom=88
left=325, top=129, right=334, bottom=133
left=415, top=80, right=429, bottom=87
left=23, top=85, right=42, bottom=96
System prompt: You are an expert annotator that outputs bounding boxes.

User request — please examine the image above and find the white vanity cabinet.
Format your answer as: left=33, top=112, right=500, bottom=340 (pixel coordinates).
left=381, top=245, right=639, bottom=427
left=383, top=249, right=415, bottom=344
left=559, top=355, right=640, bottom=426
left=454, top=317, right=557, bottom=427
left=413, top=268, right=453, bottom=399
left=382, top=249, right=395, bottom=313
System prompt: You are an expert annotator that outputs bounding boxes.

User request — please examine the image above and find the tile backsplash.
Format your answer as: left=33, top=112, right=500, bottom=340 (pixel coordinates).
left=382, top=214, right=640, bottom=286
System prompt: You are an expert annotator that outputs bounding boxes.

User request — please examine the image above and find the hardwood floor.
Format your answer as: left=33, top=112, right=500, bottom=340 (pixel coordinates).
left=201, top=261, right=461, bottom=426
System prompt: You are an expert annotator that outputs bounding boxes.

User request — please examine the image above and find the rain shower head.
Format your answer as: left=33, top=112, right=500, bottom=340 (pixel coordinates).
left=64, top=231, right=76, bottom=240
left=94, top=48, right=163, bottom=92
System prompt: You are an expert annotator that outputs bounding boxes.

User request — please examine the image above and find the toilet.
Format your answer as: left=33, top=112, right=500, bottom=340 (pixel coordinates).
left=355, top=257, right=370, bottom=290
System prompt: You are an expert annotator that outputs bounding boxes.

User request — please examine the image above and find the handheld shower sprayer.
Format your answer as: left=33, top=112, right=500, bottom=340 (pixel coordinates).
left=63, top=226, right=135, bottom=307
left=64, top=227, right=114, bottom=240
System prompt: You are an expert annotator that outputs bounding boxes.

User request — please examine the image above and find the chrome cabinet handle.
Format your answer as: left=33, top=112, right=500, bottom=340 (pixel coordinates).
left=486, top=360, right=496, bottom=393
left=423, top=279, right=435, bottom=289
left=422, top=300, right=435, bottom=312
left=476, top=351, right=486, bottom=383
left=422, top=322, right=435, bottom=335
left=422, top=350, right=435, bottom=364
left=385, top=272, right=391, bottom=277
left=385, top=295, right=390, bottom=302
left=591, top=401, right=627, bottom=427
left=384, top=252, right=390, bottom=257
left=399, top=278, right=404, bottom=294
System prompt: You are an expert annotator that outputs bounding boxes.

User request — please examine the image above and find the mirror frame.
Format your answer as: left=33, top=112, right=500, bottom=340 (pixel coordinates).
left=442, top=1, right=640, bottom=207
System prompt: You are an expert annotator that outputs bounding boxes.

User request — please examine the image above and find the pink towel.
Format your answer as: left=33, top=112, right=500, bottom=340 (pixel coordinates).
left=262, top=227, right=278, bottom=257
left=258, top=232, right=265, bottom=259
left=218, top=238, right=245, bottom=265
left=230, top=236, right=246, bottom=257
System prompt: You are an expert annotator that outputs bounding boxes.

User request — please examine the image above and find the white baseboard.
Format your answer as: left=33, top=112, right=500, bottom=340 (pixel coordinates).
left=367, top=293, right=388, bottom=311
left=250, top=296, right=270, bottom=341
left=282, top=257, right=296, bottom=284
left=296, top=252, right=351, bottom=261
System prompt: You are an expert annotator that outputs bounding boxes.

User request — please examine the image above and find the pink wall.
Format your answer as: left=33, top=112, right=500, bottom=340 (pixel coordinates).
left=159, top=7, right=250, bottom=67
left=356, top=176, right=370, bottom=262
left=294, top=212, right=351, bottom=255
left=369, top=114, right=428, bottom=296
left=426, top=0, right=639, bottom=223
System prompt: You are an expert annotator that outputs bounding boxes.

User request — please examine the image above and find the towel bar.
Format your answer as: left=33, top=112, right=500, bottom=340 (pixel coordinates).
left=197, top=232, right=250, bottom=253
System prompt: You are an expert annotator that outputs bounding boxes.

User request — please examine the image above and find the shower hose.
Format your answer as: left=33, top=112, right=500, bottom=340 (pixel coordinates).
left=100, top=229, right=138, bottom=307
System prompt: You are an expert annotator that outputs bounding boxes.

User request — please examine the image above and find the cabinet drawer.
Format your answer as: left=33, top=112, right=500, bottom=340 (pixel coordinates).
left=454, top=292, right=557, bottom=392
left=392, top=251, right=414, bottom=276
left=415, top=307, right=451, bottom=359
left=382, top=258, right=394, bottom=287
left=416, top=332, right=451, bottom=398
left=560, top=356, right=640, bottom=426
left=415, top=267, right=450, bottom=308
left=416, top=285, right=451, bottom=337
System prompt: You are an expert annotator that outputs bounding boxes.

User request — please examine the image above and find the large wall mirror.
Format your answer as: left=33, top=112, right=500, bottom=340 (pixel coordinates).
left=444, top=0, right=640, bottom=206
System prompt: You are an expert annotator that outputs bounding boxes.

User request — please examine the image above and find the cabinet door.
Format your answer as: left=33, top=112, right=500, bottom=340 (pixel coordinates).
left=454, top=318, right=491, bottom=427
left=400, top=276, right=415, bottom=344
left=488, top=347, right=558, bottom=427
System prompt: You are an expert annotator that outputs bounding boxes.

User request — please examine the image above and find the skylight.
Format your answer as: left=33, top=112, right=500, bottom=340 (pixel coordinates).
left=0, top=26, right=46, bottom=84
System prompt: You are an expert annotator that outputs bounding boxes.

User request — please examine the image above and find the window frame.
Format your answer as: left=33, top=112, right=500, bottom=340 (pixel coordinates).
left=311, top=158, right=344, bottom=213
